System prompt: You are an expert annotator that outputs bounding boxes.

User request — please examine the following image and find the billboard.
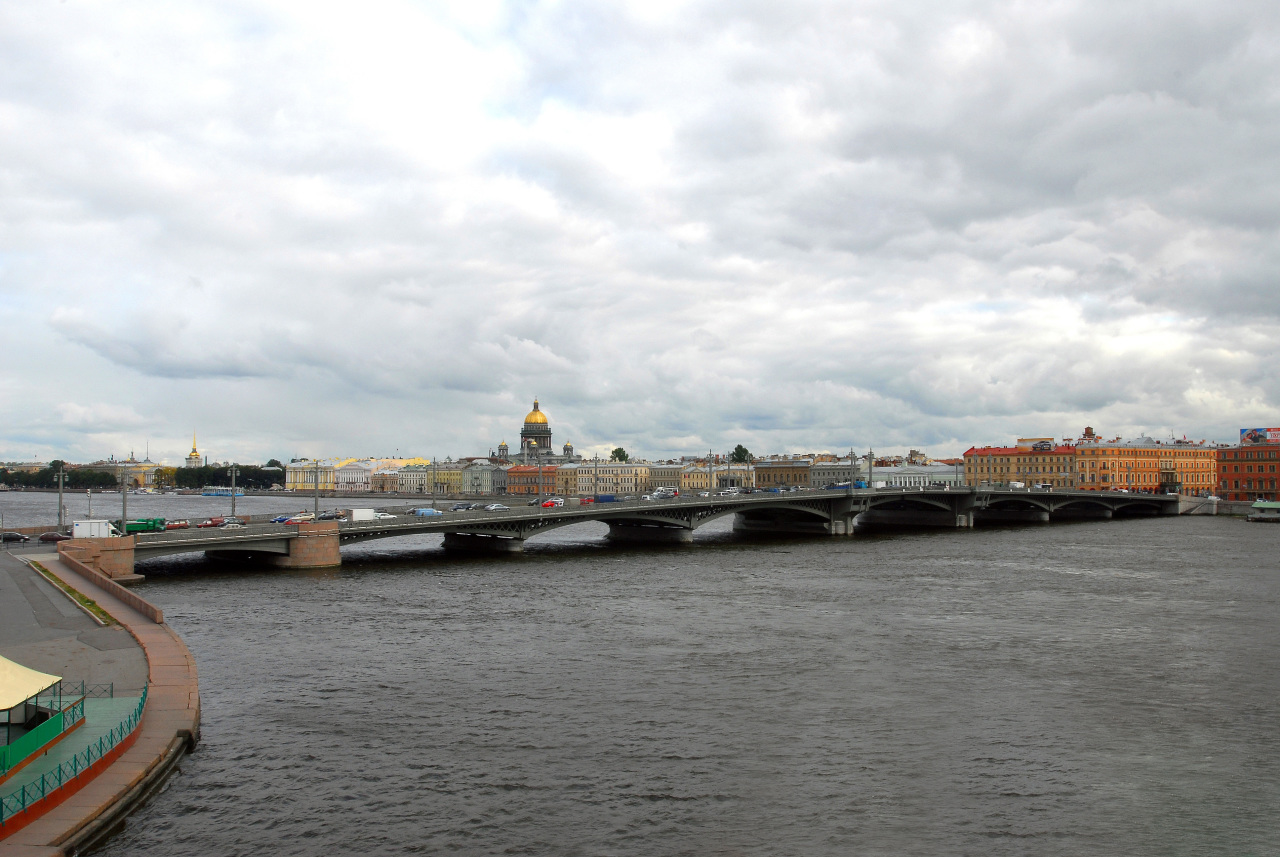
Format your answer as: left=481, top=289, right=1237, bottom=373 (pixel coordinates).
left=1240, top=427, right=1280, bottom=445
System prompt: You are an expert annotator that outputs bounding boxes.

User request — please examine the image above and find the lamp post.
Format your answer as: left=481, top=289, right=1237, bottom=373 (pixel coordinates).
left=87, top=488, right=92, bottom=519
left=850, top=447, right=856, bottom=496
left=529, top=441, right=541, bottom=511
left=867, top=448, right=874, bottom=490
left=120, top=468, right=128, bottom=532
left=56, top=465, right=66, bottom=531
left=314, top=460, right=321, bottom=519
left=593, top=453, right=599, bottom=500
left=227, top=470, right=240, bottom=516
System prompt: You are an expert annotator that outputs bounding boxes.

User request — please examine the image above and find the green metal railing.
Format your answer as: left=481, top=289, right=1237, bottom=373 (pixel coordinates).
left=0, top=698, right=85, bottom=777
left=0, top=687, right=146, bottom=826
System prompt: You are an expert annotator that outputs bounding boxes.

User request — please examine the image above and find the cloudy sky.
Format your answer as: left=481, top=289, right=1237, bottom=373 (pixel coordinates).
left=3, top=0, right=1278, bottom=464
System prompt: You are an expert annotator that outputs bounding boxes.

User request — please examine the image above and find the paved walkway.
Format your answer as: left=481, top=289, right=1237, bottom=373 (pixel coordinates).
left=0, top=555, right=199, bottom=856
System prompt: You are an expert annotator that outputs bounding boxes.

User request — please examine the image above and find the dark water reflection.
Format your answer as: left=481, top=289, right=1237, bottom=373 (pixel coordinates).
left=95, top=516, right=1278, bottom=856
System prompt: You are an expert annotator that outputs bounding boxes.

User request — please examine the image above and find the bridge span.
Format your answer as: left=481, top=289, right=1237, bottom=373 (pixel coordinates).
left=57, top=487, right=1183, bottom=578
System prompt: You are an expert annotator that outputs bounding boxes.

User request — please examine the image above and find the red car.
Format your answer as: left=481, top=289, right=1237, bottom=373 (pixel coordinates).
left=196, top=518, right=225, bottom=528
left=38, top=532, right=70, bottom=543
left=165, top=520, right=190, bottom=530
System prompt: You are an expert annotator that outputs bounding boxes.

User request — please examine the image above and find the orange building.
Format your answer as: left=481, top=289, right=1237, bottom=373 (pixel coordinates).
left=506, top=465, right=557, bottom=495
left=1073, top=430, right=1217, bottom=493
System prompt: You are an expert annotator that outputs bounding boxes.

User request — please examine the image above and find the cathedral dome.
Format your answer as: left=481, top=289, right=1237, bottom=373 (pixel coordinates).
left=523, top=399, right=549, bottom=425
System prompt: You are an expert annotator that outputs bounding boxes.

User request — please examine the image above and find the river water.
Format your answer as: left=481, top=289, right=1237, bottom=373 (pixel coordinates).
left=3, top=494, right=1276, bottom=855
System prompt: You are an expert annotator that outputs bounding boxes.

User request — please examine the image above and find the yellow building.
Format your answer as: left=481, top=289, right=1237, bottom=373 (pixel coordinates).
left=1075, top=432, right=1217, bottom=493
left=285, top=458, right=351, bottom=492
left=574, top=461, right=650, bottom=496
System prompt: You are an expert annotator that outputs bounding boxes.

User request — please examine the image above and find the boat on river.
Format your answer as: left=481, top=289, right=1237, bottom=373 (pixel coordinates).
left=1247, top=500, right=1280, bottom=522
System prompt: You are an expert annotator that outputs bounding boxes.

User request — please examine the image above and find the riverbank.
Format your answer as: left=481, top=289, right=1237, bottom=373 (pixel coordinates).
left=0, top=555, right=198, bottom=855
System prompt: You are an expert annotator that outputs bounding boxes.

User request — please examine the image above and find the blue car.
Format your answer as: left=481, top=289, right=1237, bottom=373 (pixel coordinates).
left=270, top=514, right=294, bottom=523
left=411, top=508, right=444, bottom=516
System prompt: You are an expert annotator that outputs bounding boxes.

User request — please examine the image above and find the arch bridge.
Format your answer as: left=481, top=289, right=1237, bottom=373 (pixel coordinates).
left=59, top=488, right=1182, bottom=576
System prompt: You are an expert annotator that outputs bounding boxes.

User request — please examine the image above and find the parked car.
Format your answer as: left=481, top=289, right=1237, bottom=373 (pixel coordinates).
left=165, top=520, right=190, bottom=530
left=451, top=503, right=473, bottom=511
left=541, top=498, right=564, bottom=508
left=1, top=532, right=30, bottom=543
left=39, top=532, right=71, bottom=543
left=373, top=512, right=397, bottom=520
left=196, top=518, right=224, bottom=528
left=219, top=522, right=246, bottom=529
left=484, top=503, right=510, bottom=512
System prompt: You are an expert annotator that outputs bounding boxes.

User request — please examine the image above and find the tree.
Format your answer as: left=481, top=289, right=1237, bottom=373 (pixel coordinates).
left=610, top=447, right=629, bottom=462
left=265, top=459, right=283, bottom=470
left=730, top=444, right=752, bottom=463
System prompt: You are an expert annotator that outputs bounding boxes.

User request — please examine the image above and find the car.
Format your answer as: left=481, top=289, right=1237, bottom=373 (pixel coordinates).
left=270, top=514, right=294, bottom=523
left=622, top=496, right=637, bottom=501
left=373, top=512, right=397, bottom=520
left=484, top=503, right=510, bottom=511
left=1, top=532, right=30, bottom=543
left=410, top=508, right=444, bottom=516
left=451, top=503, right=473, bottom=511
left=541, top=498, right=564, bottom=508
left=527, top=498, right=541, bottom=506
left=196, top=518, right=224, bottom=528
left=39, top=532, right=71, bottom=543
left=219, top=522, right=246, bottom=529
left=165, top=520, right=190, bottom=530
left=580, top=497, right=595, bottom=504
left=698, top=491, right=710, bottom=497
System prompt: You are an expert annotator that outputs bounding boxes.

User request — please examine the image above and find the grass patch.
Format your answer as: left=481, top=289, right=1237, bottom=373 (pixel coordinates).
left=28, top=561, right=117, bottom=626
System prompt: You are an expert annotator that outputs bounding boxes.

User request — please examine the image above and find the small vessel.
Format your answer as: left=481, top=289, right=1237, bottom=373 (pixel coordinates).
left=201, top=486, right=246, bottom=497
left=1247, top=500, right=1280, bottom=522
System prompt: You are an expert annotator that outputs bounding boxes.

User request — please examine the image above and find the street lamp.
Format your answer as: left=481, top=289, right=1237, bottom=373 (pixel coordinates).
left=56, top=465, right=66, bottom=531
left=530, top=440, right=542, bottom=510
left=228, top=466, right=240, bottom=518
left=314, top=459, right=321, bottom=519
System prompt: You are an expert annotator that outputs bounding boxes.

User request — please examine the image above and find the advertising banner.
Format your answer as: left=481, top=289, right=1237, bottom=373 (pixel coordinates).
left=1240, top=427, right=1280, bottom=445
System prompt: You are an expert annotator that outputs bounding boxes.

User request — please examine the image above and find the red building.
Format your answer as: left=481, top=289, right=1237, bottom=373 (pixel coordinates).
left=505, top=465, right=557, bottom=495
left=1217, top=445, right=1280, bottom=502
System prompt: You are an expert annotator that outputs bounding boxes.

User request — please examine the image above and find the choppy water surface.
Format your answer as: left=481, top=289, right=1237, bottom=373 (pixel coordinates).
left=87, top=513, right=1276, bottom=856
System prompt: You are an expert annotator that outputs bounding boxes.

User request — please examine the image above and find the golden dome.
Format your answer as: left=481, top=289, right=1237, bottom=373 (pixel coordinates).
left=523, top=399, right=548, bottom=425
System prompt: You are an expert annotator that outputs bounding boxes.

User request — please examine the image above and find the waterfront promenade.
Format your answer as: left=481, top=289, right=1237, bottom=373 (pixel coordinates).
left=0, top=552, right=198, bottom=856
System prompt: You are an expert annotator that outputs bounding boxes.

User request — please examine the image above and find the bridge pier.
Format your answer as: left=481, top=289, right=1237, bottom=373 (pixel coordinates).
left=606, top=523, right=693, bottom=544
left=267, top=521, right=342, bottom=569
left=855, top=510, right=975, bottom=529
left=443, top=532, right=526, bottom=552
left=731, top=514, right=848, bottom=536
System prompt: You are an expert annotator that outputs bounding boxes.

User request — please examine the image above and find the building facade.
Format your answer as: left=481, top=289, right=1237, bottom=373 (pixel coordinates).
left=1218, top=442, right=1280, bottom=501
left=964, top=439, right=1076, bottom=488
left=506, top=465, right=557, bottom=495
left=754, top=459, right=811, bottom=488
left=1074, top=433, right=1217, bottom=493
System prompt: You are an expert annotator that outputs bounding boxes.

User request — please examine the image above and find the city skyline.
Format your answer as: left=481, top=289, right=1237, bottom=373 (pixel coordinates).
left=2, top=2, right=1278, bottom=464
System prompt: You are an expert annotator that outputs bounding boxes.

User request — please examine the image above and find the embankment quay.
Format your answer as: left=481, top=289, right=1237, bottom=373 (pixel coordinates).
left=0, top=551, right=199, bottom=854
left=54, top=487, right=1204, bottom=576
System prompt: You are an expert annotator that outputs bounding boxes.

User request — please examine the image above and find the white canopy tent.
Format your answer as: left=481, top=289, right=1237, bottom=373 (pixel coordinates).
left=0, top=655, right=60, bottom=712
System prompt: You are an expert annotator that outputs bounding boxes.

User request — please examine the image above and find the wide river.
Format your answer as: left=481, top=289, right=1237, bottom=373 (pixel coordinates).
left=4, top=493, right=1277, bottom=855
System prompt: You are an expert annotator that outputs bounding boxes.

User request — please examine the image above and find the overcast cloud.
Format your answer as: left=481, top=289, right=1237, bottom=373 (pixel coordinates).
left=2, top=0, right=1278, bottom=464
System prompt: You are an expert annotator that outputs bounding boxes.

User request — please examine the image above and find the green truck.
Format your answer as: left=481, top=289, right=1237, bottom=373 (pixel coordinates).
left=119, top=517, right=166, bottom=534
